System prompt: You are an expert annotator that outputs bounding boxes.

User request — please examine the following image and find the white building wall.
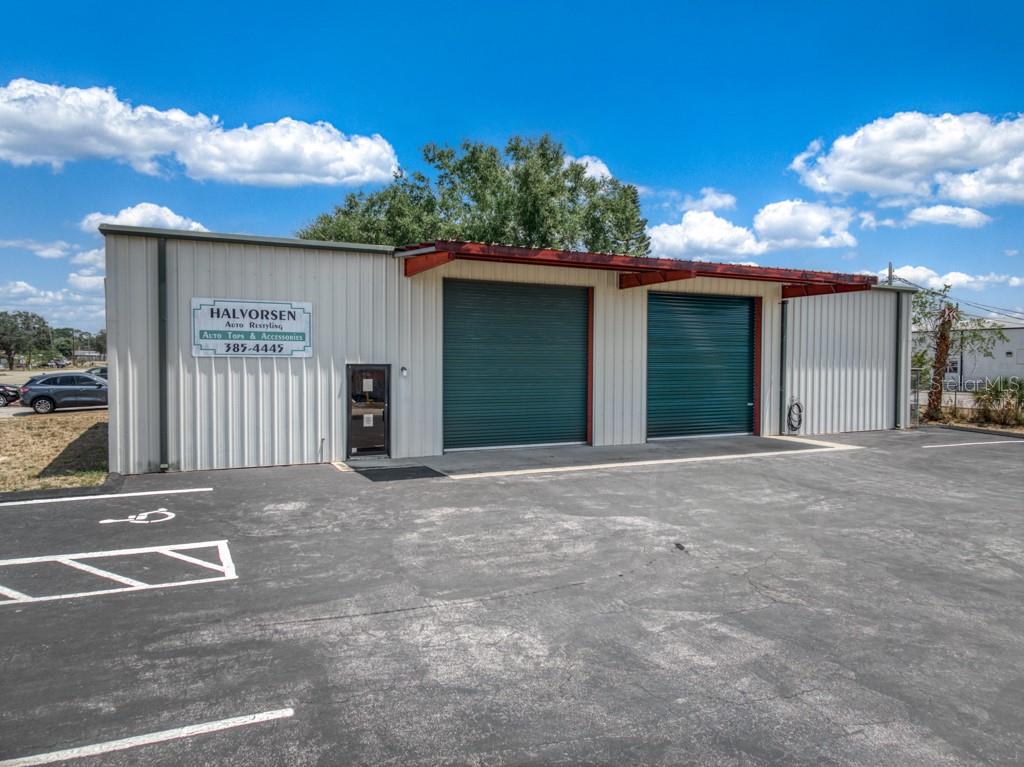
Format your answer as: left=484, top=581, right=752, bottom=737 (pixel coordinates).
left=930, top=327, right=1024, bottom=385
left=108, top=230, right=908, bottom=474
left=785, top=287, right=911, bottom=435
left=105, top=234, right=161, bottom=475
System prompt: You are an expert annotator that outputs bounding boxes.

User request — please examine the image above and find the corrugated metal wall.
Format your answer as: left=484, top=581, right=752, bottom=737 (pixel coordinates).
left=784, top=288, right=910, bottom=435
left=105, top=235, right=161, bottom=474
left=111, top=231, right=916, bottom=473
left=106, top=234, right=431, bottom=473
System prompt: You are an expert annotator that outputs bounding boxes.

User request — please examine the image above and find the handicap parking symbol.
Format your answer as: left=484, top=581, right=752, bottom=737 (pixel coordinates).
left=99, top=508, right=176, bottom=525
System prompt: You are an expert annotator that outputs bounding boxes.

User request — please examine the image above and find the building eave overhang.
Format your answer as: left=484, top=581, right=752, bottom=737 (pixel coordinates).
left=396, top=240, right=879, bottom=292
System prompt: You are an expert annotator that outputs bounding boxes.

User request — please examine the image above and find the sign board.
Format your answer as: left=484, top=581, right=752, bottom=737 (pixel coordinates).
left=192, top=298, right=313, bottom=358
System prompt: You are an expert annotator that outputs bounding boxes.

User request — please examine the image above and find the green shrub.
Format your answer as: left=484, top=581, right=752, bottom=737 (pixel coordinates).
left=975, top=377, right=1024, bottom=426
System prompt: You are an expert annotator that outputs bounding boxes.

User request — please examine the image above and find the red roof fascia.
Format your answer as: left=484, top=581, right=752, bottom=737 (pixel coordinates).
left=781, top=284, right=873, bottom=299
left=618, top=270, right=698, bottom=289
left=398, top=241, right=879, bottom=288
left=404, top=250, right=455, bottom=277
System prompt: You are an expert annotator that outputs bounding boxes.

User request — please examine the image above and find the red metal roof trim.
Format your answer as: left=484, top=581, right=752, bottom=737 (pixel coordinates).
left=780, top=284, right=873, bottom=298
left=397, top=240, right=879, bottom=288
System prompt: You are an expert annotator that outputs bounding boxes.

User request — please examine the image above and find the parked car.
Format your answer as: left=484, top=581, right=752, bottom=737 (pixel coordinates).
left=19, top=373, right=108, bottom=414
left=0, top=384, right=19, bottom=406
left=85, top=366, right=108, bottom=379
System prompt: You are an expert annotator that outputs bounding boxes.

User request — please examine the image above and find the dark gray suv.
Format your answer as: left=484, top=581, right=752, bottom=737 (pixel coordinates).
left=19, top=373, right=109, bottom=414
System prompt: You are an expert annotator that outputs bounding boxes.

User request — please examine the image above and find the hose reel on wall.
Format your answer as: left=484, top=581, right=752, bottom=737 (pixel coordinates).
left=786, top=397, right=804, bottom=433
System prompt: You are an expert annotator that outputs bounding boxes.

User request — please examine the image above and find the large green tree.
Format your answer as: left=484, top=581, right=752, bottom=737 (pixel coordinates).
left=92, top=328, right=107, bottom=354
left=299, top=135, right=651, bottom=256
left=0, top=311, right=50, bottom=371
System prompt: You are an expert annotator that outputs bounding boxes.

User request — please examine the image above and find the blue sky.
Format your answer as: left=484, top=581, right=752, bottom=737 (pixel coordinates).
left=1, top=0, right=1022, bottom=331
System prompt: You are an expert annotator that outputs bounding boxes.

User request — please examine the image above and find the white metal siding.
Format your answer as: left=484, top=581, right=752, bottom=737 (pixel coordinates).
left=105, top=235, right=161, bottom=475
left=161, top=239, right=441, bottom=471
left=785, top=288, right=908, bottom=435
left=111, top=231, right=918, bottom=473
left=107, top=234, right=439, bottom=473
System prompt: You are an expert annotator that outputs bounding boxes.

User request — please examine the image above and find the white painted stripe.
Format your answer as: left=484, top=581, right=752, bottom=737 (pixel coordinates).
left=766, top=435, right=856, bottom=449
left=448, top=444, right=862, bottom=480
left=56, top=558, right=148, bottom=588
left=0, top=575, right=236, bottom=606
left=158, top=548, right=227, bottom=574
left=0, top=540, right=228, bottom=567
left=0, top=541, right=237, bottom=606
left=217, top=540, right=237, bottom=580
left=0, top=707, right=294, bottom=766
left=0, top=487, right=213, bottom=508
left=922, top=439, right=1024, bottom=449
left=0, top=583, right=30, bottom=601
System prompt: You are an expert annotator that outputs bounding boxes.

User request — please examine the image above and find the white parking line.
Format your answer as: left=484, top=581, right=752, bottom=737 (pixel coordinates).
left=0, top=540, right=237, bottom=605
left=0, top=707, right=295, bottom=766
left=922, top=439, right=1024, bottom=449
left=0, top=583, right=31, bottom=601
left=0, top=487, right=213, bottom=508
left=449, top=442, right=861, bottom=480
left=56, top=557, right=147, bottom=588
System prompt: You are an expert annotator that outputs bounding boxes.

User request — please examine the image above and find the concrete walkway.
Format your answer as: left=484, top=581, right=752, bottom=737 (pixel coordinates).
left=347, top=434, right=832, bottom=476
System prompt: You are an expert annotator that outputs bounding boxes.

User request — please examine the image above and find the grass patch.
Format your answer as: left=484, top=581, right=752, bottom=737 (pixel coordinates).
left=0, top=410, right=108, bottom=493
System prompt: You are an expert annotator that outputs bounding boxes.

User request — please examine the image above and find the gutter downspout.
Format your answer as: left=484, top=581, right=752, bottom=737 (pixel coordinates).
left=157, top=238, right=169, bottom=471
left=894, top=291, right=902, bottom=429
left=778, top=299, right=788, bottom=434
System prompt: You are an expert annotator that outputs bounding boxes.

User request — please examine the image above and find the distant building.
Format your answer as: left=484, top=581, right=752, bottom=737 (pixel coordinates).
left=73, top=350, right=105, bottom=362
left=914, top=321, right=1024, bottom=389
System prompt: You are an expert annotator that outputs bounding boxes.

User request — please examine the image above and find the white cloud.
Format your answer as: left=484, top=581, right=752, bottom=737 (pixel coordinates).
left=752, top=199, right=856, bottom=249
left=1006, top=249, right=1020, bottom=257
left=0, top=78, right=398, bottom=186
left=905, top=205, right=992, bottom=228
left=648, top=210, right=766, bottom=259
left=681, top=187, right=737, bottom=212
left=858, top=211, right=898, bottom=230
left=885, top=265, right=1024, bottom=291
left=790, top=111, right=1024, bottom=205
left=567, top=155, right=612, bottom=180
left=67, top=272, right=104, bottom=292
left=80, top=202, right=207, bottom=233
left=648, top=200, right=857, bottom=259
left=0, top=280, right=104, bottom=328
left=71, top=248, right=104, bottom=267
left=0, top=238, right=73, bottom=259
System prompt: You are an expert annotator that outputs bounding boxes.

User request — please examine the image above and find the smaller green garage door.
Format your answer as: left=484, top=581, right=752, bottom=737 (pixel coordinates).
left=444, top=279, right=589, bottom=449
left=647, top=293, right=755, bottom=438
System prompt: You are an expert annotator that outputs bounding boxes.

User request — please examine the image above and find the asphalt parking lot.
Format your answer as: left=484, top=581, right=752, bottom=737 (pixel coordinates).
left=1, top=429, right=1022, bottom=766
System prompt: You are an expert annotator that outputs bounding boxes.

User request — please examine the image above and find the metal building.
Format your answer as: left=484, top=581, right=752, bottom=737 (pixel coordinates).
left=102, top=225, right=914, bottom=474
left=915, top=322, right=1024, bottom=389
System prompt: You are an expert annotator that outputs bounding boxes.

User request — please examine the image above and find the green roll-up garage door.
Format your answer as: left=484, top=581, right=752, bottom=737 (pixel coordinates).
left=444, top=279, right=589, bottom=449
left=647, top=293, right=754, bottom=438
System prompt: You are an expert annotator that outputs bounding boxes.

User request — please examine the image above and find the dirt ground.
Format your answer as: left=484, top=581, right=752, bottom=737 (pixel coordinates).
left=0, top=409, right=109, bottom=493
